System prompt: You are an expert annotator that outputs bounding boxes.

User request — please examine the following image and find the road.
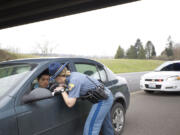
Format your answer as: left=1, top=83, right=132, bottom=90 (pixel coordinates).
left=117, top=72, right=149, bottom=92
left=123, top=91, right=180, bottom=135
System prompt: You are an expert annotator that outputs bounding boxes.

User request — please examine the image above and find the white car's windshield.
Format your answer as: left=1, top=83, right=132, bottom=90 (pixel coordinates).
left=155, top=62, right=180, bottom=71
left=0, top=64, right=36, bottom=98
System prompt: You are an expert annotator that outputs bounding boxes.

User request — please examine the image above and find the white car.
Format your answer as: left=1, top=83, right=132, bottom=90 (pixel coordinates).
left=140, top=60, right=180, bottom=93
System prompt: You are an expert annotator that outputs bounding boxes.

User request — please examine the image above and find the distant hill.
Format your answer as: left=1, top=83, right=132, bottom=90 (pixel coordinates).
left=0, top=49, right=37, bottom=62
left=0, top=49, right=18, bottom=62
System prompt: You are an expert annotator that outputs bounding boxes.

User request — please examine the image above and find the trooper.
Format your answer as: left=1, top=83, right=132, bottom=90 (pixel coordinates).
left=48, top=62, right=114, bottom=135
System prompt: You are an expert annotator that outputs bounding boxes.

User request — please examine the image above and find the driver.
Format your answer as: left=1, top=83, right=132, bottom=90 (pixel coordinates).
left=48, top=62, right=114, bottom=135
left=34, top=70, right=50, bottom=89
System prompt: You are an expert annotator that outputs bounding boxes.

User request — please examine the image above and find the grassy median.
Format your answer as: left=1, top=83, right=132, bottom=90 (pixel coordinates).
left=97, top=59, right=164, bottom=73
left=0, top=49, right=164, bottom=73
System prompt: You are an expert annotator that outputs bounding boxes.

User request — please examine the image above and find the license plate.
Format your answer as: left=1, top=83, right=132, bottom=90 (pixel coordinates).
left=149, top=83, right=156, bottom=88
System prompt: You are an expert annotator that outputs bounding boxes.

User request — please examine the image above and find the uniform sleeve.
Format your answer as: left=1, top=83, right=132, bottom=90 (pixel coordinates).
left=68, top=78, right=81, bottom=98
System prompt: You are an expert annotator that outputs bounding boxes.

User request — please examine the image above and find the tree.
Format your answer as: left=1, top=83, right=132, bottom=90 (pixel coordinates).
left=126, top=45, right=137, bottom=59
left=145, top=41, right=156, bottom=59
left=173, top=43, right=180, bottom=59
left=134, top=39, right=142, bottom=56
left=165, top=36, right=174, bottom=57
left=152, top=45, right=156, bottom=57
left=36, top=41, right=57, bottom=56
left=138, top=46, right=146, bottom=59
left=134, top=38, right=145, bottom=59
left=114, top=45, right=124, bottom=59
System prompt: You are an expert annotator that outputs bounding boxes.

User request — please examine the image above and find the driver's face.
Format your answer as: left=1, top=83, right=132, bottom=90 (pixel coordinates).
left=55, top=75, right=66, bottom=84
left=38, top=75, right=50, bottom=88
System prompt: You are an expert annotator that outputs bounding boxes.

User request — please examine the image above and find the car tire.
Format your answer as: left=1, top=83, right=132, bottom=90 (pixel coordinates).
left=144, top=90, right=154, bottom=94
left=111, top=102, right=125, bottom=135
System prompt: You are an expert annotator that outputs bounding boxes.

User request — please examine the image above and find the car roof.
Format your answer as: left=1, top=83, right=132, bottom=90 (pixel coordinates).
left=165, top=60, right=180, bottom=64
left=0, top=57, right=102, bottom=66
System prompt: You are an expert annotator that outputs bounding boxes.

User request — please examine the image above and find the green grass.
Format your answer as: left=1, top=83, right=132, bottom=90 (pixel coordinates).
left=96, top=59, right=164, bottom=73
left=0, top=49, right=164, bottom=73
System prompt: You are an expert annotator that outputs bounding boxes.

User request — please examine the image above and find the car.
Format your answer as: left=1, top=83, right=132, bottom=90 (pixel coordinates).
left=140, top=60, right=180, bottom=93
left=0, top=58, right=130, bottom=135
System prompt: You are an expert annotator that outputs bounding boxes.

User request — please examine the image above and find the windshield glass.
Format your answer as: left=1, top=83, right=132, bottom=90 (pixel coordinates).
left=0, top=63, right=36, bottom=98
left=155, top=62, right=180, bottom=71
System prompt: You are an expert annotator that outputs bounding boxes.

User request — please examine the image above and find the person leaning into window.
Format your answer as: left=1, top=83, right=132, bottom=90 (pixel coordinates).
left=48, top=62, right=114, bottom=135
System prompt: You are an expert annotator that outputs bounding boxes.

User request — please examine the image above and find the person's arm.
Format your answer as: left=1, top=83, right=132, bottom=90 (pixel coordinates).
left=61, top=92, right=77, bottom=108
left=54, top=87, right=77, bottom=108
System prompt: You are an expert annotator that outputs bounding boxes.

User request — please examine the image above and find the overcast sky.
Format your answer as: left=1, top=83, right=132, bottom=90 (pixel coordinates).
left=0, top=0, right=180, bottom=57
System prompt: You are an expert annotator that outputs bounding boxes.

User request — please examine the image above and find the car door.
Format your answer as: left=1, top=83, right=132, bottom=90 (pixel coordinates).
left=14, top=61, right=84, bottom=135
left=73, top=61, right=111, bottom=125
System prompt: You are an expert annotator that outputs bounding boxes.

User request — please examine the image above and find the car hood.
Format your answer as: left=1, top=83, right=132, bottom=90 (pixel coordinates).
left=142, top=71, right=180, bottom=79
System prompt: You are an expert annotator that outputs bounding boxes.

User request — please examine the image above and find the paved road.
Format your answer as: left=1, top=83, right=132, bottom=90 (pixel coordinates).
left=117, top=72, right=149, bottom=92
left=123, top=91, right=180, bottom=135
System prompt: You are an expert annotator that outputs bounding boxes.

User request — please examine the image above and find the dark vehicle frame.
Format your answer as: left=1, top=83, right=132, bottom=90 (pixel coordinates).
left=0, top=58, right=130, bottom=135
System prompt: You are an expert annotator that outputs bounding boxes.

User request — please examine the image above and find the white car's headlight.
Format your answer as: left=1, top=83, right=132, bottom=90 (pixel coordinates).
left=166, top=76, right=180, bottom=81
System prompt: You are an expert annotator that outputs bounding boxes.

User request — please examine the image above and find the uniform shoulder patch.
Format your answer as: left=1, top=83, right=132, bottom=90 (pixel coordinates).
left=68, top=83, right=75, bottom=91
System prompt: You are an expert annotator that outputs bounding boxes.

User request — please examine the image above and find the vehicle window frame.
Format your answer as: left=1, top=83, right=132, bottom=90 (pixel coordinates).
left=96, top=65, right=109, bottom=82
left=0, top=63, right=37, bottom=100
left=17, top=60, right=73, bottom=105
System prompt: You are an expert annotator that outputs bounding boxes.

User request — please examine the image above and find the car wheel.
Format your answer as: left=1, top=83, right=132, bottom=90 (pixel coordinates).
left=144, top=90, right=154, bottom=94
left=111, top=102, right=125, bottom=135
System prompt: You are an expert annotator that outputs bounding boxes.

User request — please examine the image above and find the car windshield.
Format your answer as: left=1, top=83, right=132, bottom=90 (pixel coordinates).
left=0, top=63, right=36, bottom=98
left=155, top=62, right=180, bottom=71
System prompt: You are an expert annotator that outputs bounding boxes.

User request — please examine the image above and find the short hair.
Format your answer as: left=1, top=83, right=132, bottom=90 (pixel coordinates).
left=37, top=70, right=49, bottom=80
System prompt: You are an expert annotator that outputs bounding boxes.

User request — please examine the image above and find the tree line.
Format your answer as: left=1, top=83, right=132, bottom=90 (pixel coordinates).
left=114, top=36, right=180, bottom=60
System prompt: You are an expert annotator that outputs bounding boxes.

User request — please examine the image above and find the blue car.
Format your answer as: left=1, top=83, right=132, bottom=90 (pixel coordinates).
left=0, top=58, right=130, bottom=135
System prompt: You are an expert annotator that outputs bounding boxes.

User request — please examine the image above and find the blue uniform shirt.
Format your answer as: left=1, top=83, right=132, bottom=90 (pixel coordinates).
left=66, top=72, right=101, bottom=98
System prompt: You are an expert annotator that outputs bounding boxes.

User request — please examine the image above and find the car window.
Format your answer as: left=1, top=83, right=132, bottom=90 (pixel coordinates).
left=161, top=63, right=180, bottom=71
left=75, top=63, right=100, bottom=80
left=97, top=66, right=108, bottom=82
left=0, top=64, right=36, bottom=99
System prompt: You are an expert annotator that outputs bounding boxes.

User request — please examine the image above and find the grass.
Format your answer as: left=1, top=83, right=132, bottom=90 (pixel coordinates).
left=0, top=49, right=164, bottom=73
left=96, top=59, right=164, bottom=73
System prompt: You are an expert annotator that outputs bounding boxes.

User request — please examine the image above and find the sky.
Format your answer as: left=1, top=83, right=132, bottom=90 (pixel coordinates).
left=0, top=0, right=180, bottom=57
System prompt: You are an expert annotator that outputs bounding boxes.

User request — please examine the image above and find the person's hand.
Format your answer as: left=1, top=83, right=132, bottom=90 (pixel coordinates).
left=52, top=86, right=65, bottom=96
left=54, top=86, right=64, bottom=92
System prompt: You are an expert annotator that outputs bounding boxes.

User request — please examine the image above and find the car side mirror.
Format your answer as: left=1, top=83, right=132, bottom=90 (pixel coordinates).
left=23, top=88, right=53, bottom=103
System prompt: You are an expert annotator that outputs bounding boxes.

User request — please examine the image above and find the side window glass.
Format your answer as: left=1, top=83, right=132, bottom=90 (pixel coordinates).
left=173, top=63, right=180, bottom=71
left=161, top=64, right=173, bottom=71
left=98, top=66, right=108, bottom=82
left=161, top=63, right=180, bottom=71
left=75, top=63, right=100, bottom=80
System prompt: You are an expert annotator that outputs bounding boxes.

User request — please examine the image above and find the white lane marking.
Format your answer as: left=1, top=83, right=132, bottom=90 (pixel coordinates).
left=130, top=90, right=144, bottom=95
